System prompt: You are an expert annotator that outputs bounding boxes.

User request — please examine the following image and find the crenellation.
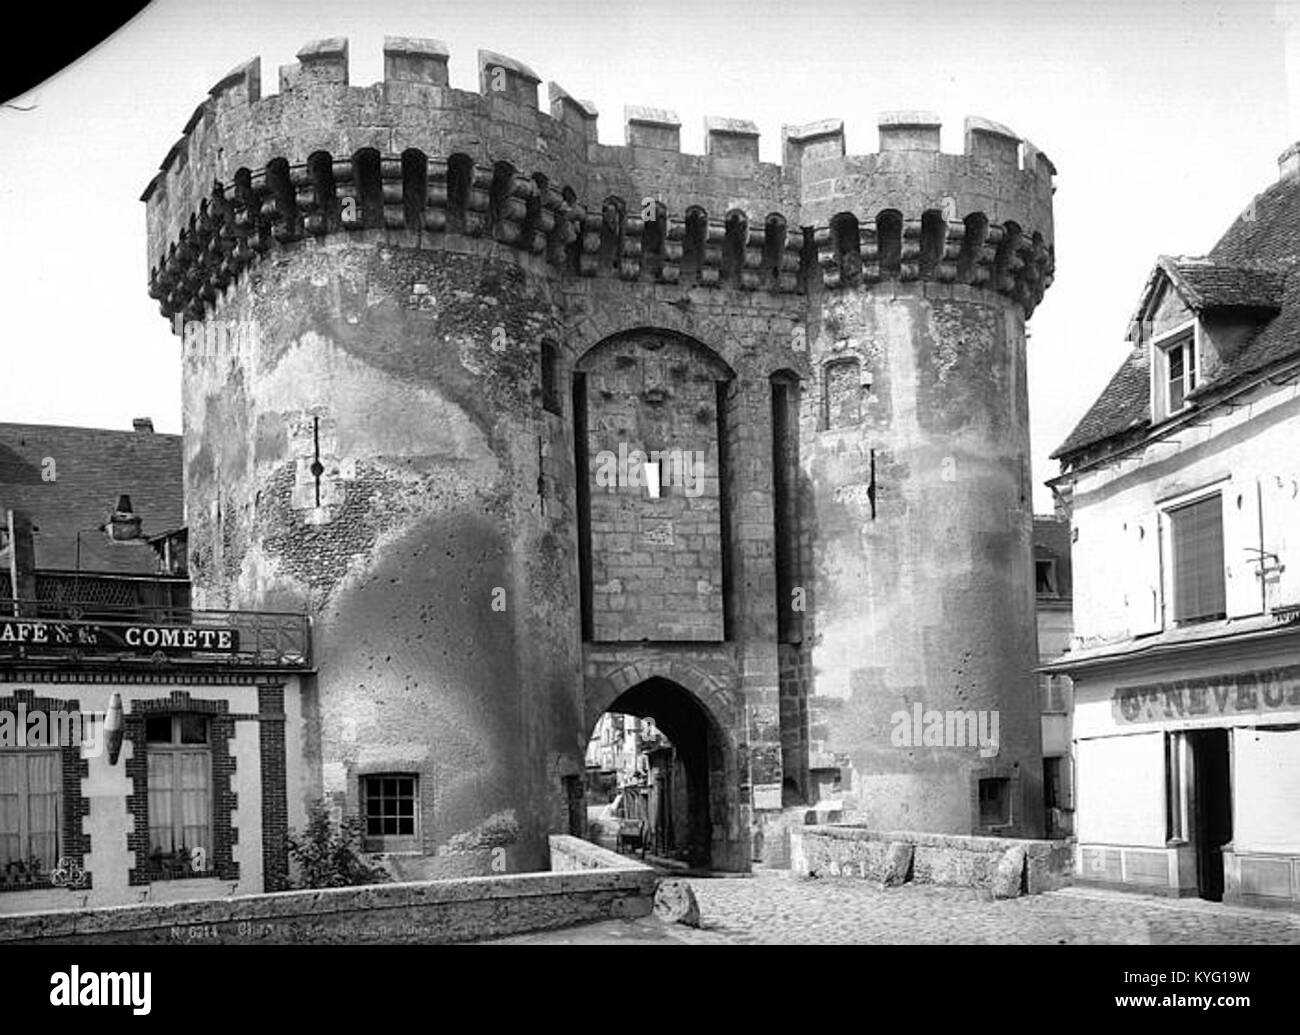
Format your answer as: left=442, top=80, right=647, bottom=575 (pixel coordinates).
left=705, top=117, right=761, bottom=163
left=625, top=106, right=681, bottom=151
left=142, top=39, right=1054, bottom=320
left=383, top=36, right=449, bottom=87
left=878, top=111, right=941, bottom=153
left=210, top=57, right=262, bottom=108
left=964, top=115, right=1020, bottom=169
left=479, top=49, right=541, bottom=108
left=549, top=83, right=599, bottom=142
left=782, top=119, right=846, bottom=171
left=281, top=38, right=349, bottom=92
left=1020, top=138, right=1055, bottom=180
left=182, top=102, right=207, bottom=138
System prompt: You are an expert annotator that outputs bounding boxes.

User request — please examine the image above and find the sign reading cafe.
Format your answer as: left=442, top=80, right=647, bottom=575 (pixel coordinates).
left=0, top=618, right=239, bottom=655
left=1113, top=664, right=1300, bottom=724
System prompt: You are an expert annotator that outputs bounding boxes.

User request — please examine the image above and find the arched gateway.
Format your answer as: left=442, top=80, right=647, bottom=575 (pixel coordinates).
left=584, top=666, right=746, bottom=871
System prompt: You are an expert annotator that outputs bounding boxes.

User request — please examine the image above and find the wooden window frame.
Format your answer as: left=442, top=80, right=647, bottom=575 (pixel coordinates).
left=0, top=749, right=61, bottom=885
left=145, top=715, right=213, bottom=878
left=1151, top=320, right=1200, bottom=421
left=361, top=773, right=419, bottom=853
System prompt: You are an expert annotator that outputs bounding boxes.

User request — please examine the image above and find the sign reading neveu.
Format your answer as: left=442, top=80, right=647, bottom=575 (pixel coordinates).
left=1113, top=664, right=1300, bottom=724
left=0, top=618, right=239, bottom=655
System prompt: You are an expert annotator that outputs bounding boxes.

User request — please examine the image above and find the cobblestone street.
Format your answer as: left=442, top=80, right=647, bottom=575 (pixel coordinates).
left=485, top=869, right=1300, bottom=945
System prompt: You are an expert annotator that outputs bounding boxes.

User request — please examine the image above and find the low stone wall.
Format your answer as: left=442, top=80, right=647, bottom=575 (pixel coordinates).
left=0, top=836, right=655, bottom=945
left=791, top=826, right=1073, bottom=895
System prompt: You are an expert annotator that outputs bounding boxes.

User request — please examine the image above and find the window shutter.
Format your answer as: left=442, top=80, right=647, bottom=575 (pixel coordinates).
left=1169, top=495, right=1226, bottom=621
left=1127, top=513, right=1162, bottom=635
left=1224, top=479, right=1263, bottom=618
left=1265, top=472, right=1300, bottom=610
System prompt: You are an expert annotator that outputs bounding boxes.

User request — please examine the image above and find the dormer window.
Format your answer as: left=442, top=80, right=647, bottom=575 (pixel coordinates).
left=1151, top=321, right=1199, bottom=421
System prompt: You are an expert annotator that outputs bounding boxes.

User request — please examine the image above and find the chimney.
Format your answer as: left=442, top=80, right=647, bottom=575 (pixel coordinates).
left=5, top=509, right=37, bottom=612
left=106, top=495, right=143, bottom=542
left=133, top=417, right=154, bottom=433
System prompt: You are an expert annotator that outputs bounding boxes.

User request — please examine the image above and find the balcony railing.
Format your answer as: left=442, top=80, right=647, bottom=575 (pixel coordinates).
left=33, top=571, right=191, bottom=616
left=0, top=597, right=311, bottom=669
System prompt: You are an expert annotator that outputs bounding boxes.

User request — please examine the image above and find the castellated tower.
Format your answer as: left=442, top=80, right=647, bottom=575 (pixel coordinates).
left=142, top=38, right=1055, bottom=874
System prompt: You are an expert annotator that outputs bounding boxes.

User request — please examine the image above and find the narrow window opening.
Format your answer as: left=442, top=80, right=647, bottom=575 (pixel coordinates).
left=830, top=212, right=861, bottom=283
left=541, top=341, right=562, bottom=416
left=682, top=207, right=707, bottom=282
left=352, top=148, right=384, bottom=228
left=401, top=149, right=428, bottom=231
left=876, top=209, right=903, bottom=274
left=978, top=777, right=1011, bottom=827
left=723, top=210, right=747, bottom=286
left=446, top=154, right=474, bottom=234
left=919, top=209, right=947, bottom=276
left=574, top=371, right=594, bottom=641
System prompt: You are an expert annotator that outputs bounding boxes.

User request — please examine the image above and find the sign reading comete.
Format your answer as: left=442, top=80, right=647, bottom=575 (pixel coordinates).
left=0, top=618, right=239, bottom=655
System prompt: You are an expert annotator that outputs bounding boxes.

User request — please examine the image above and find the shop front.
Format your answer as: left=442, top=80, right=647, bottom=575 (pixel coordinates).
left=1062, top=623, right=1300, bottom=909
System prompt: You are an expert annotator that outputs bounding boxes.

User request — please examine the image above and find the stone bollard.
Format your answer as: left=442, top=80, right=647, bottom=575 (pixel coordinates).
left=654, top=879, right=701, bottom=927
left=992, top=845, right=1027, bottom=899
left=882, top=841, right=914, bottom=887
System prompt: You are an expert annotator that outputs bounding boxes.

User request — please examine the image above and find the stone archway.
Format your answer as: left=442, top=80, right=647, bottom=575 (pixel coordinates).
left=584, top=661, right=749, bottom=871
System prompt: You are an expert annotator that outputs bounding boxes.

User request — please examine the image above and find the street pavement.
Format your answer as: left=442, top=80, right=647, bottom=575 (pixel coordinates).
left=481, top=868, right=1300, bottom=945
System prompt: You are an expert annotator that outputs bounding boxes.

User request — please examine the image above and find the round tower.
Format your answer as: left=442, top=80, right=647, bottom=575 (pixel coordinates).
left=791, top=112, right=1055, bottom=836
left=142, top=38, right=1055, bottom=874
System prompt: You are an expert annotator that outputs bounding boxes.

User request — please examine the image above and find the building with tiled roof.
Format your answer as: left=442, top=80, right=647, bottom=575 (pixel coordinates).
left=1045, top=146, right=1300, bottom=910
left=1, top=420, right=312, bottom=910
left=0, top=419, right=183, bottom=575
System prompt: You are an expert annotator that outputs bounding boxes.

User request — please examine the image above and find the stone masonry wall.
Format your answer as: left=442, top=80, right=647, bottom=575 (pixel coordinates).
left=0, top=836, right=654, bottom=945
left=582, top=331, right=729, bottom=641
left=791, top=825, right=1073, bottom=894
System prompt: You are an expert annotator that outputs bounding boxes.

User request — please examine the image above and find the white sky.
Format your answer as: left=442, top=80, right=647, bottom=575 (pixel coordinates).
left=0, top=0, right=1294, bottom=511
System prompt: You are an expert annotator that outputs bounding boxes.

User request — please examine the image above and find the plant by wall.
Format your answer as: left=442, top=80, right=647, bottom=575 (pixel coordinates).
left=287, top=798, right=391, bottom=889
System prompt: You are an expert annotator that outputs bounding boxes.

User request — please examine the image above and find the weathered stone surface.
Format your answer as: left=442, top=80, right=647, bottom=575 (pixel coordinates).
left=791, top=826, right=1070, bottom=896
left=992, top=845, right=1027, bottom=899
left=882, top=842, right=913, bottom=887
left=654, top=880, right=701, bottom=927
left=135, top=33, right=1058, bottom=893
left=0, top=837, right=655, bottom=945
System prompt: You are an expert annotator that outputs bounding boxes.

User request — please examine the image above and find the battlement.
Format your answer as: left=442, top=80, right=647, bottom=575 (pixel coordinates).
left=142, top=38, right=1056, bottom=323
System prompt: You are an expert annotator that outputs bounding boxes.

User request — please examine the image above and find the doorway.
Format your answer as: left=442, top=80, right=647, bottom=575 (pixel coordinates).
left=1188, top=728, right=1232, bottom=901
left=584, top=677, right=720, bottom=868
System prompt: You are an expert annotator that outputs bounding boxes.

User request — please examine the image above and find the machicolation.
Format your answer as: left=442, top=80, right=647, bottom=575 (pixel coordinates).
left=143, top=37, right=1054, bottom=325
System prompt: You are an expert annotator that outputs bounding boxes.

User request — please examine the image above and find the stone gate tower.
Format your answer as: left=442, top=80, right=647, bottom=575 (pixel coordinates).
left=142, top=38, right=1055, bottom=874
